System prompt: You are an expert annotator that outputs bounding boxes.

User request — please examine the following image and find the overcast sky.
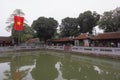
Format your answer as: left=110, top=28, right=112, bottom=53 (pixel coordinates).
left=0, top=0, right=120, bottom=36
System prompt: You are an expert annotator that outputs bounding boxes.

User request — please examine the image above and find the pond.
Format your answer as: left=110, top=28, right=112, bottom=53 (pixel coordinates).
left=0, top=51, right=120, bottom=80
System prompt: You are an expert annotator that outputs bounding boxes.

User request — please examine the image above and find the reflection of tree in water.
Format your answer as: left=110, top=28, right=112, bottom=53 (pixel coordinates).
left=1, top=52, right=120, bottom=80
left=61, top=53, right=82, bottom=80
left=61, top=53, right=120, bottom=80
left=3, top=55, right=36, bottom=80
left=64, top=53, right=72, bottom=63
left=31, top=54, right=58, bottom=80
left=61, top=53, right=100, bottom=80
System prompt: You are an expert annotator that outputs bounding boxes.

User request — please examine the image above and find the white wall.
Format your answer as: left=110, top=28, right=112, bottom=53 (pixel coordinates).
left=47, top=46, right=120, bottom=56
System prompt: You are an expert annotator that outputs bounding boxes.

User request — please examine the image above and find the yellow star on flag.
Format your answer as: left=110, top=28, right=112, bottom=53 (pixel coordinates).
left=17, top=21, right=21, bottom=26
left=14, top=16, right=24, bottom=31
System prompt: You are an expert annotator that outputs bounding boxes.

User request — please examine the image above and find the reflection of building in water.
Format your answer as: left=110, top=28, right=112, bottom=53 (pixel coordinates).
left=64, top=53, right=71, bottom=62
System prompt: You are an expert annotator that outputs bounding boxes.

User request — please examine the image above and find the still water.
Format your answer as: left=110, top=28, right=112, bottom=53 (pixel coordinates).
left=0, top=51, right=120, bottom=80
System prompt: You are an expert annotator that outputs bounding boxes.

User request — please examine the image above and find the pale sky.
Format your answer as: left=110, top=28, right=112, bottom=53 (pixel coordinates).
left=0, top=0, right=120, bottom=36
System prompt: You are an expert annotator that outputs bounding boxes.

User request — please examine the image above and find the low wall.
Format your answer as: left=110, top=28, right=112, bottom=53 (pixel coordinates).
left=46, top=46, right=120, bottom=56
left=0, top=46, right=44, bottom=52
left=0, top=45, right=120, bottom=57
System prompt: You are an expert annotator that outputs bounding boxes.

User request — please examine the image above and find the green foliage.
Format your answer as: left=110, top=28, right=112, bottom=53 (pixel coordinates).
left=80, top=42, right=84, bottom=46
left=6, top=9, right=25, bottom=31
left=6, top=9, right=33, bottom=44
left=21, top=24, right=34, bottom=42
left=12, top=23, right=34, bottom=44
left=99, top=7, right=120, bottom=32
left=32, top=17, right=58, bottom=42
left=78, top=11, right=100, bottom=34
left=59, top=17, right=79, bottom=37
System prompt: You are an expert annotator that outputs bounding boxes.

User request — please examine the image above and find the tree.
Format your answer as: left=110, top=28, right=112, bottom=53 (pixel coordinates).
left=78, top=11, right=100, bottom=34
left=32, top=17, right=58, bottom=42
left=59, top=17, right=79, bottom=37
left=12, top=24, right=34, bottom=44
left=20, top=24, right=34, bottom=42
left=6, top=9, right=33, bottom=45
left=99, top=7, right=120, bottom=32
left=6, top=9, right=25, bottom=31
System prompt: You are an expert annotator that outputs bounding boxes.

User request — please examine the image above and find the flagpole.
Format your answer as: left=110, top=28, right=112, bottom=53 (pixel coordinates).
left=14, top=16, right=24, bottom=46
left=18, top=31, right=20, bottom=46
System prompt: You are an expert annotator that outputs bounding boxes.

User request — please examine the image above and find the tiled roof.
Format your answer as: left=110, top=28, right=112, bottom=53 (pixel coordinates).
left=0, top=37, right=12, bottom=41
left=26, top=38, right=40, bottom=43
left=52, top=37, right=74, bottom=42
left=74, top=33, right=90, bottom=40
left=52, top=34, right=90, bottom=42
left=52, top=32, right=120, bottom=42
left=93, top=32, right=120, bottom=40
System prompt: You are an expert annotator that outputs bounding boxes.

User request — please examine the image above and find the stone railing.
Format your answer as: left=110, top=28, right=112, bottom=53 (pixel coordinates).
left=0, top=45, right=120, bottom=56
left=46, top=46, right=120, bottom=56
left=46, top=46, right=64, bottom=50
left=0, top=45, right=44, bottom=52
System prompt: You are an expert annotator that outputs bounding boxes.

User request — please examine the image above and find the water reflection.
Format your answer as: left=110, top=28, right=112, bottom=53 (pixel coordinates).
left=19, top=59, right=36, bottom=80
left=0, top=54, right=36, bottom=80
left=55, top=62, right=65, bottom=80
left=31, top=54, right=58, bottom=80
left=0, top=51, right=119, bottom=80
left=0, top=62, right=10, bottom=80
left=93, top=66, right=103, bottom=74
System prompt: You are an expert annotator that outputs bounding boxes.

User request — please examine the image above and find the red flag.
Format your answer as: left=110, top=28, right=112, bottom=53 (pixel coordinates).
left=14, top=16, right=24, bottom=31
